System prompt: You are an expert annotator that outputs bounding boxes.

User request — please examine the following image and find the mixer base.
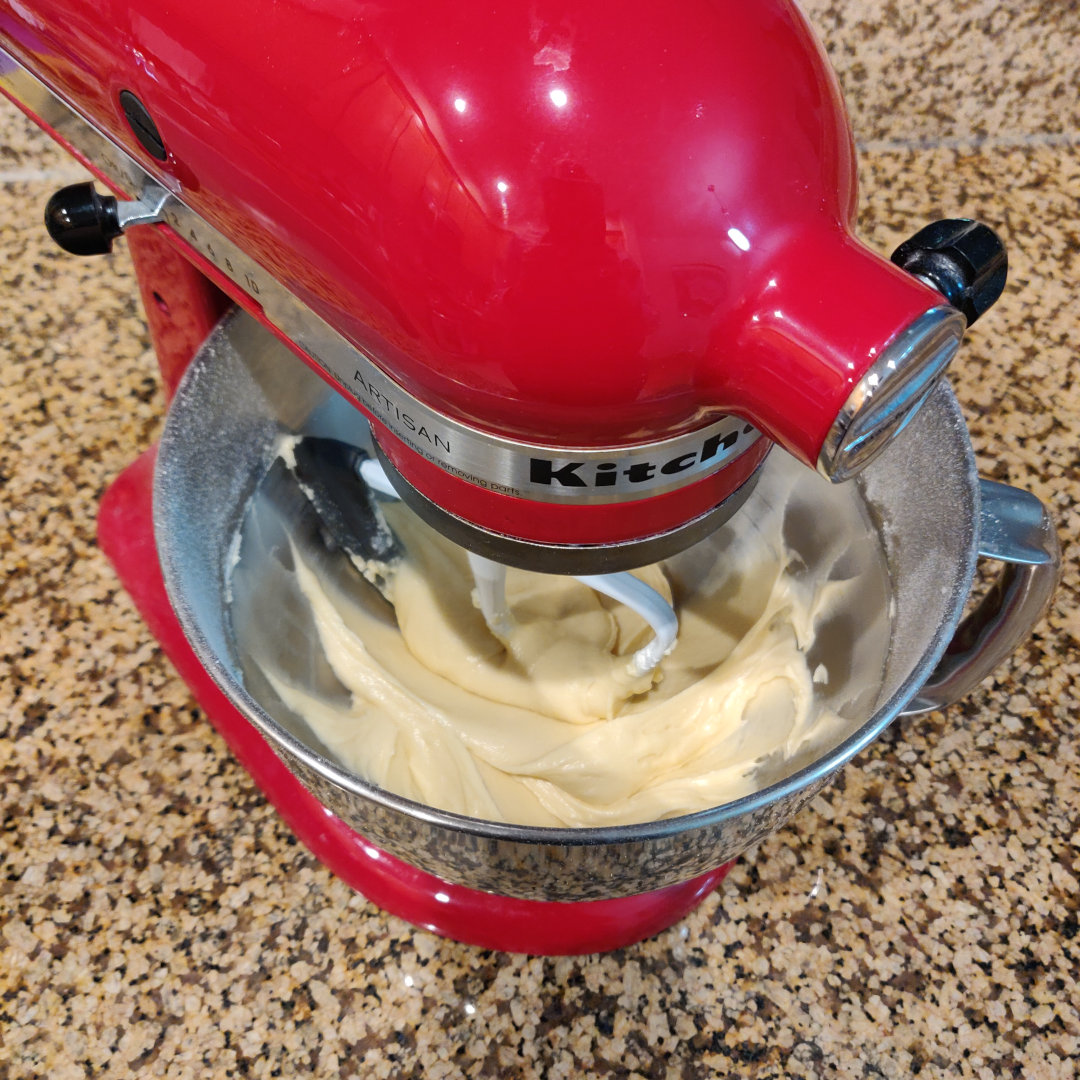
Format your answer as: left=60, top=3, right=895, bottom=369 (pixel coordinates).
left=98, top=447, right=733, bottom=955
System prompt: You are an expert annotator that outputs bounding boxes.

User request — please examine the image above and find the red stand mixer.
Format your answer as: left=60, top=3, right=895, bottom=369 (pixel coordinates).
left=2, top=0, right=1051, bottom=954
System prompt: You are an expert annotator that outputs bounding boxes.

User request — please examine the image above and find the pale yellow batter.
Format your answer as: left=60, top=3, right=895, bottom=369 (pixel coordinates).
left=246, top=452, right=885, bottom=828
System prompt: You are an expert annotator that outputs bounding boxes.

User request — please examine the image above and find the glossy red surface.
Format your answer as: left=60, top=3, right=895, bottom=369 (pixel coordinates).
left=125, top=229, right=231, bottom=399
left=97, top=448, right=733, bottom=954
left=0, top=0, right=941, bottom=460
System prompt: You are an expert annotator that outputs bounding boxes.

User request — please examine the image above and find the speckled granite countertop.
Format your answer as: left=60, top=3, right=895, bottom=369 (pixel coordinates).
left=1, top=2, right=1078, bottom=1076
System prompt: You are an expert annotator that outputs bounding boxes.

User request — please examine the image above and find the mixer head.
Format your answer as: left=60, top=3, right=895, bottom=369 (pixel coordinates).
left=10, top=0, right=1006, bottom=573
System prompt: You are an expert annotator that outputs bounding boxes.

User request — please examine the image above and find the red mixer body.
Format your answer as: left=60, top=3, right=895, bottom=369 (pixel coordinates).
left=0, top=0, right=973, bottom=949
left=0, top=0, right=950, bottom=558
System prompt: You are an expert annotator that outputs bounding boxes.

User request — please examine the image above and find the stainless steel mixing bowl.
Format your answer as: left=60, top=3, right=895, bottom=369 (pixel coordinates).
left=154, top=310, right=1059, bottom=901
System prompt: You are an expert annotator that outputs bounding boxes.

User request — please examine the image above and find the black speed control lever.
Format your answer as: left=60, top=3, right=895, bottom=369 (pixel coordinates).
left=44, top=180, right=169, bottom=256
left=891, top=218, right=1008, bottom=326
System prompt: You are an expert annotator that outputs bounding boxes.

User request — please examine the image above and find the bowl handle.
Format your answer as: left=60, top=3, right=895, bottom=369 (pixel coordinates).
left=901, top=479, right=1061, bottom=716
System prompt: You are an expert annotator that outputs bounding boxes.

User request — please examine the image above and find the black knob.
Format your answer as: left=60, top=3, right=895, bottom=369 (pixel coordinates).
left=44, top=182, right=123, bottom=256
left=891, top=219, right=1008, bottom=326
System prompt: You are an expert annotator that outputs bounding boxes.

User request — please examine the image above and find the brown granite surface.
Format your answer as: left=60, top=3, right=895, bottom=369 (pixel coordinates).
left=1, top=2, right=1078, bottom=1076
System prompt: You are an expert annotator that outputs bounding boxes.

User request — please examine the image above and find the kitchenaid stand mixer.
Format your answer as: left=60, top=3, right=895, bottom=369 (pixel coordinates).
left=0, top=0, right=1058, bottom=952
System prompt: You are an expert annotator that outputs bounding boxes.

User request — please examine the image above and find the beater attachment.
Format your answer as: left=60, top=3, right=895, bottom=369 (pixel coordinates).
left=359, top=456, right=678, bottom=677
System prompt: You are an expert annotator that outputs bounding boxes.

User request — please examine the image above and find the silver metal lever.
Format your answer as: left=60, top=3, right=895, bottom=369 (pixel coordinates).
left=115, top=181, right=171, bottom=230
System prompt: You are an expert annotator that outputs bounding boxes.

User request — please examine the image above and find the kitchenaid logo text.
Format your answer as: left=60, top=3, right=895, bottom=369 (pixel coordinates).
left=529, top=427, right=749, bottom=488
left=352, top=366, right=756, bottom=500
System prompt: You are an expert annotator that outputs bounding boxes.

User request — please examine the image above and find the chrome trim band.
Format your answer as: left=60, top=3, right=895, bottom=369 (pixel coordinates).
left=0, top=43, right=761, bottom=505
